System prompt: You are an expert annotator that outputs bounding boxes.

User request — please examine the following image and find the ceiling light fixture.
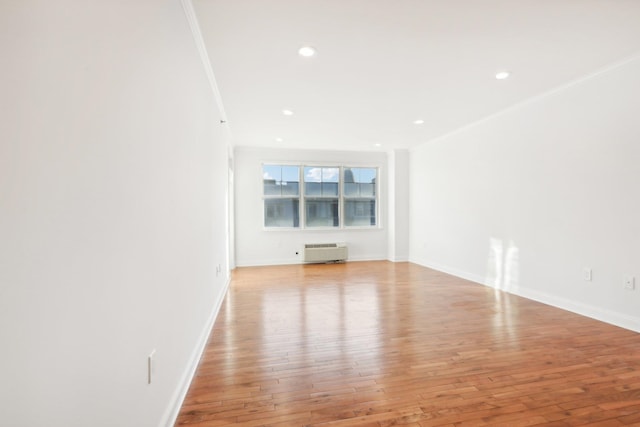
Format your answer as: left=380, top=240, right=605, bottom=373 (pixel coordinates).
left=275, top=137, right=283, bottom=142
left=413, top=119, right=425, bottom=125
left=495, top=71, right=510, bottom=80
left=282, top=109, right=294, bottom=116
left=374, top=143, right=382, bottom=147
left=298, top=46, right=316, bottom=57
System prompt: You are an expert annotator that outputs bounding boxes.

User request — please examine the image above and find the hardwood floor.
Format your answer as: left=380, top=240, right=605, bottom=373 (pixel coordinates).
left=176, top=261, right=640, bottom=427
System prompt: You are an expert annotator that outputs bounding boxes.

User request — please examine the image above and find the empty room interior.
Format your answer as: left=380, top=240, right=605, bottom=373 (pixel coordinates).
left=2, top=1, right=640, bottom=426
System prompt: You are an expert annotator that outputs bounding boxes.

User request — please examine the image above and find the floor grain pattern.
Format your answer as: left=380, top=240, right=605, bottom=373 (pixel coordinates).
left=176, top=261, right=640, bottom=427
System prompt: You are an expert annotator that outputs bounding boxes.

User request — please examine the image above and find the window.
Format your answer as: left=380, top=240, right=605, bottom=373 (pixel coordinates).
left=304, top=167, right=339, bottom=227
left=262, top=165, right=300, bottom=227
left=343, top=167, right=377, bottom=226
left=263, top=164, right=378, bottom=229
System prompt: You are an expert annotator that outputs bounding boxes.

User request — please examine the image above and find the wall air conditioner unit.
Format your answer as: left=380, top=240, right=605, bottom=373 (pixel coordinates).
left=303, top=243, right=348, bottom=263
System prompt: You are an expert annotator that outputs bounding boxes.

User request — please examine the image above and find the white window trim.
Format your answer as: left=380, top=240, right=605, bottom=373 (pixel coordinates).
left=262, top=163, right=381, bottom=231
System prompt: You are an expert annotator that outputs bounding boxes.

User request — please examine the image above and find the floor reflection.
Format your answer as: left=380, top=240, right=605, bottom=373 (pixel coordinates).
left=257, top=277, right=383, bottom=373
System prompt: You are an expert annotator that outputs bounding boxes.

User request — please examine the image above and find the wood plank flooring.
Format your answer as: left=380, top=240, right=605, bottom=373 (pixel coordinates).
left=176, top=261, right=640, bottom=427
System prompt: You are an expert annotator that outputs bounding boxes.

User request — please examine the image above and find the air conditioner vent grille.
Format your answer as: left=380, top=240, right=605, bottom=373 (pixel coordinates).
left=303, top=242, right=348, bottom=262
left=305, top=243, right=338, bottom=249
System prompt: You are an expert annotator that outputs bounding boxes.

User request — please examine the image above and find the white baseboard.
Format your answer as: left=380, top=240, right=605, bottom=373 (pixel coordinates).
left=512, top=286, right=640, bottom=333
left=410, top=257, right=640, bottom=333
left=388, top=256, right=410, bottom=262
left=410, top=257, right=486, bottom=285
left=161, top=275, right=231, bottom=427
left=347, top=255, right=388, bottom=262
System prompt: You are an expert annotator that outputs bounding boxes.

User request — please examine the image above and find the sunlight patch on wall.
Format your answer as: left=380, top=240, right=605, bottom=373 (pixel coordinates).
left=486, top=237, right=520, bottom=292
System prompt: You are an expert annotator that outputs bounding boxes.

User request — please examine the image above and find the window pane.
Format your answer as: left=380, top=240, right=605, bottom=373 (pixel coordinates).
left=280, top=181, right=299, bottom=196
left=306, top=182, right=322, bottom=196
left=344, top=182, right=358, bottom=196
left=322, top=182, right=338, bottom=196
left=305, top=198, right=339, bottom=227
left=345, top=200, right=376, bottom=226
left=264, top=198, right=300, bottom=227
left=359, top=183, right=375, bottom=197
left=281, top=166, right=299, bottom=183
left=263, top=181, right=280, bottom=196
left=304, top=167, right=339, bottom=196
left=263, top=165, right=299, bottom=196
left=343, top=167, right=376, bottom=197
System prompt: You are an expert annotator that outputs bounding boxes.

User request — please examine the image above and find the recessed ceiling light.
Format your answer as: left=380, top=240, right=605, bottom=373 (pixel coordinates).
left=413, top=119, right=425, bottom=125
left=298, top=46, right=316, bottom=57
left=282, top=109, right=294, bottom=116
left=495, top=71, right=510, bottom=80
left=275, top=137, right=283, bottom=142
left=374, top=143, right=382, bottom=147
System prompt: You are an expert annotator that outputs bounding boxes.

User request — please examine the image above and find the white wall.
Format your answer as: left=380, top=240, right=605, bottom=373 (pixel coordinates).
left=387, top=149, right=410, bottom=262
left=409, top=55, right=640, bottom=332
left=0, top=1, right=230, bottom=426
left=234, top=147, right=388, bottom=266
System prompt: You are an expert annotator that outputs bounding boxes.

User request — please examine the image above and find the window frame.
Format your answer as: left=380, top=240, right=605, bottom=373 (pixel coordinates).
left=262, top=163, right=301, bottom=229
left=262, top=163, right=380, bottom=231
left=342, top=166, right=378, bottom=228
left=303, top=165, right=340, bottom=229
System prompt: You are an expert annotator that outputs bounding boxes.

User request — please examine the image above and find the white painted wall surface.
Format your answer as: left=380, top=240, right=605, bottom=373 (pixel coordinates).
left=409, top=56, right=640, bottom=332
left=234, top=147, right=388, bottom=266
left=0, top=1, right=230, bottom=426
left=387, top=150, right=410, bottom=262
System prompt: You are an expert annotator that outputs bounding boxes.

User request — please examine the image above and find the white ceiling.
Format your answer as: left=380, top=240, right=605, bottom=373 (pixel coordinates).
left=193, top=0, right=640, bottom=151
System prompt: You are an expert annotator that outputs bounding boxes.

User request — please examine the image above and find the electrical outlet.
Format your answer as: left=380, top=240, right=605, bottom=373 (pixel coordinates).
left=624, top=276, right=635, bottom=291
left=583, top=268, right=592, bottom=281
left=148, top=349, right=156, bottom=384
